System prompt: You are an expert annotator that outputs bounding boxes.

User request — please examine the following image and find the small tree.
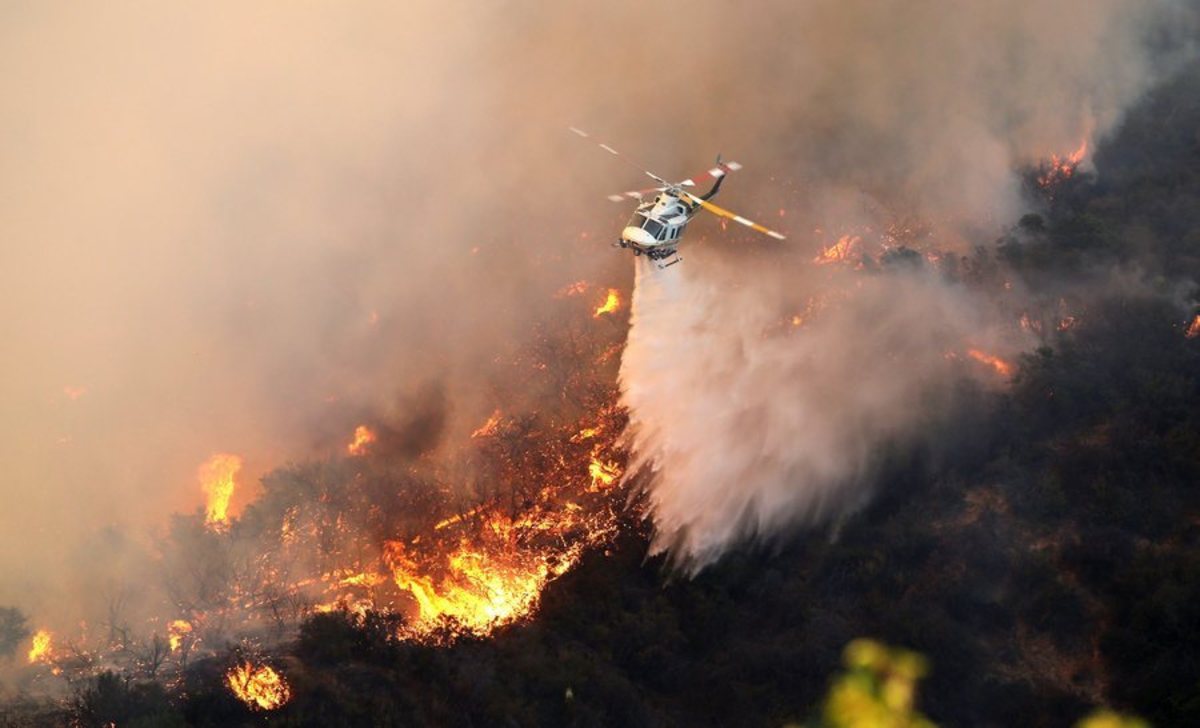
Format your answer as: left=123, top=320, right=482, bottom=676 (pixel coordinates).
left=0, top=605, right=30, bottom=659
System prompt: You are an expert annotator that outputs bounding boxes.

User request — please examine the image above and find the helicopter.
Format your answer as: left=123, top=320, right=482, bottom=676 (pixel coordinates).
left=570, top=127, right=786, bottom=268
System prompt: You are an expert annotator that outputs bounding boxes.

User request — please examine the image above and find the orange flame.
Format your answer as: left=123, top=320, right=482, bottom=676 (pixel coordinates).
left=346, top=425, right=376, bottom=456
left=227, top=661, right=291, bottom=710
left=814, top=235, right=860, bottom=265
left=471, top=410, right=502, bottom=439
left=381, top=434, right=624, bottom=642
left=338, top=571, right=387, bottom=588
left=200, top=453, right=242, bottom=531
left=967, top=349, right=1014, bottom=378
left=383, top=529, right=591, bottom=639
left=27, top=629, right=51, bottom=664
left=1186, top=314, right=1200, bottom=339
left=587, top=457, right=620, bottom=491
left=167, top=620, right=192, bottom=652
left=593, top=289, right=621, bottom=318
left=1037, top=139, right=1089, bottom=189
left=435, top=504, right=485, bottom=531
left=570, top=425, right=602, bottom=443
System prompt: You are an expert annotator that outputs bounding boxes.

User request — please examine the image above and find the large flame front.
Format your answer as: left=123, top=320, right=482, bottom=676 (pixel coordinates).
left=199, top=453, right=242, bottom=531
left=227, top=660, right=291, bottom=710
left=27, top=629, right=51, bottom=664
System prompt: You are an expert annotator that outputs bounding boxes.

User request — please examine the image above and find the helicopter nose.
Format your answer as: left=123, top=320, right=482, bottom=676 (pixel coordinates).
left=622, top=226, right=655, bottom=246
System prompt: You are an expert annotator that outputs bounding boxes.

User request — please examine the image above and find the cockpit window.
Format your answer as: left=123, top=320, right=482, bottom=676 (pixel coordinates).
left=641, top=217, right=666, bottom=240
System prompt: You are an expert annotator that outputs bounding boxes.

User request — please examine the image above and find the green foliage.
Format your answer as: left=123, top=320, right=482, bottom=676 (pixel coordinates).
left=816, top=639, right=935, bottom=728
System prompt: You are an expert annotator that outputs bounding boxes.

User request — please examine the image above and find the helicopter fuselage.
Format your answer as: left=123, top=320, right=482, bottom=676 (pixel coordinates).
left=616, top=192, right=693, bottom=262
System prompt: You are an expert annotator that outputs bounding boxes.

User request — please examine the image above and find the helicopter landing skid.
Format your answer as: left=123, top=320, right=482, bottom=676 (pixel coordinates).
left=645, top=246, right=680, bottom=269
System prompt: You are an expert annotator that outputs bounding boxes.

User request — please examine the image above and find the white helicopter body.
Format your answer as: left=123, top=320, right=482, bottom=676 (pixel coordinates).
left=571, top=127, right=785, bottom=268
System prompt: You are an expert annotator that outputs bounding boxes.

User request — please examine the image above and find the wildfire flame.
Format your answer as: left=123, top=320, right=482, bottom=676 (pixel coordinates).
left=199, top=453, right=242, bottom=531
left=226, top=660, right=291, bottom=711
left=1186, top=314, right=1200, bottom=339
left=385, top=538, right=557, bottom=637
left=435, top=505, right=485, bottom=531
left=588, top=457, right=620, bottom=491
left=168, top=620, right=193, bottom=652
left=18, top=247, right=633, bottom=684
left=967, top=348, right=1014, bottom=378
left=593, top=288, right=621, bottom=318
left=814, top=235, right=861, bottom=265
left=27, top=629, right=51, bottom=664
left=471, top=409, right=503, bottom=439
left=1037, top=139, right=1089, bottom=190
left=346, top=425, right=376, bottom=456
left=380, top=415, right=625, bottom=641
left=571, top=426, right=602, bottom=442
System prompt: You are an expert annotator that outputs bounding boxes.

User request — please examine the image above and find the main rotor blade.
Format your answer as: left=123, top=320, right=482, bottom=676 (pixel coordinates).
left=569, top=126, right=671, bottom=187
left=606, top=185, right=665, bottom=203
left=681, top=191, right=786, bottom=240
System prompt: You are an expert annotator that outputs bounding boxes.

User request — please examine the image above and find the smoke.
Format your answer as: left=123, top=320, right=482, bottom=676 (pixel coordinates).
left=0, top=0, right=1193, bottom=646
left=620, top=252, right=1014, bottom=569
left=614, top=0, right=1196, bottom=570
